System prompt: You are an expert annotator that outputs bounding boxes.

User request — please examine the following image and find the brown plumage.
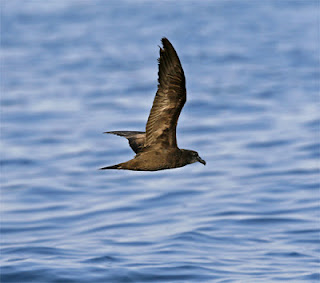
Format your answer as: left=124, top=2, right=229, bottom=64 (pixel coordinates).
left=101, top=38, right=205, bottom=171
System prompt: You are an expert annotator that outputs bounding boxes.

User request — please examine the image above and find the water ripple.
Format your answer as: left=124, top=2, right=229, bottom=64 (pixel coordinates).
left=1, top=1, right=319, bottom=282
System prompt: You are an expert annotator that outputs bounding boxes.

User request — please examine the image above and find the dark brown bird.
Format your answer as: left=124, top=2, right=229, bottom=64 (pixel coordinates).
left=101, top=38, right=205, bottom=171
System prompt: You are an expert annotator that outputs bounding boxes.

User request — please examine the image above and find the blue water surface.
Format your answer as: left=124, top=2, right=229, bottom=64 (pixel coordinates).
left=1, top=1, right=319, bottom=282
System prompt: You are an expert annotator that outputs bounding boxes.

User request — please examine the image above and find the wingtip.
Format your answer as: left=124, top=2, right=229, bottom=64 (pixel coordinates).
left=161, top=37, right=169, bottom=42
left=161, top=37, right=170, bottom=48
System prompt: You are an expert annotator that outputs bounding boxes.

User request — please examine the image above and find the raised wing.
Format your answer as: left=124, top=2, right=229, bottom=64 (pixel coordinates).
left=144, top=38, right=186, bottom=150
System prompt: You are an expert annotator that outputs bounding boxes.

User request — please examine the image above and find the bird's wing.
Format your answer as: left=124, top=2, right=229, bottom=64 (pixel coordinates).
left=144, top=38, right=186, bottom=150
left=105, top=131, right=145, bottom=154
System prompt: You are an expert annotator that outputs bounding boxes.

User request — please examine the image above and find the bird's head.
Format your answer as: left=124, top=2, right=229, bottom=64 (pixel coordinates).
left=183, top=149, right=206, bottom=166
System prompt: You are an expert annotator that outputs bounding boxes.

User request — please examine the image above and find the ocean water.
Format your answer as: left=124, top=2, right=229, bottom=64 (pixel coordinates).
left=1, top=1, right=319, bottom=282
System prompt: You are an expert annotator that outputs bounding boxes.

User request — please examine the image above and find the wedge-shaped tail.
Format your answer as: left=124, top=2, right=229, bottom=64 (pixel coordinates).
left=105, top=131, right=145, bottom=153
left=100, top=164, right=121, bottom=170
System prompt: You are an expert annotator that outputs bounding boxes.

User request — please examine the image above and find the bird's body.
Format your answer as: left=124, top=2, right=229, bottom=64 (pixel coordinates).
left=101, top=38, right=205, bottom=171
left=104, top=146, right=201, bottom=171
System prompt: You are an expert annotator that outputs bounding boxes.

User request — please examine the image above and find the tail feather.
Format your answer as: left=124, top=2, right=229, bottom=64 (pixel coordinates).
left=100, top=164, right=121, bottom=170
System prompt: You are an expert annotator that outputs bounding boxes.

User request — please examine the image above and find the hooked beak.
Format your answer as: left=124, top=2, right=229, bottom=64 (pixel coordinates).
left=197, top=156, right=206, bottom=165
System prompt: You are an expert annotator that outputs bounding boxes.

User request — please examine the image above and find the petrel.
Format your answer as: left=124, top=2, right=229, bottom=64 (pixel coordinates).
left=101, top=38, right=205, bottom=171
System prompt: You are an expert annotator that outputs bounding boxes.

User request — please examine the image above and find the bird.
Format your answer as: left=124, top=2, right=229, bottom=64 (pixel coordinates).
left=100, top=38, right=206, bottom=171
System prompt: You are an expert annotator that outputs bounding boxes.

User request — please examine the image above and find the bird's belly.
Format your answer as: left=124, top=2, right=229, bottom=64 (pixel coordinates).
left=126, top=150, right=185, bottom=171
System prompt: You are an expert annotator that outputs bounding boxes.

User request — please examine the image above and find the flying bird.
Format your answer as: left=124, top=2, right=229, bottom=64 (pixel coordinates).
left=101, top=38, right=205, bottom=171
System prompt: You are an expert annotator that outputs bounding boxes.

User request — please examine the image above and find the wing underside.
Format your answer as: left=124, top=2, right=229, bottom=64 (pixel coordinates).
left=105, top=131, right=145, bottom=154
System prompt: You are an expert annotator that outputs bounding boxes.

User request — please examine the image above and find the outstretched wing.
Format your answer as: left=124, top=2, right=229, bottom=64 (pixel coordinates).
left=105, top=131, right=145, bottom=154
left=144, top=38, right=186, bottom=150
